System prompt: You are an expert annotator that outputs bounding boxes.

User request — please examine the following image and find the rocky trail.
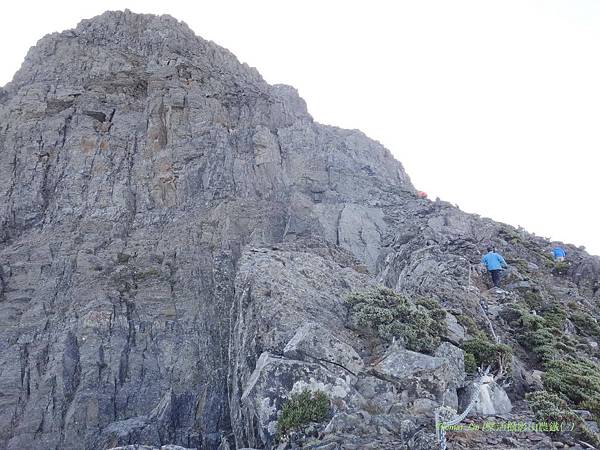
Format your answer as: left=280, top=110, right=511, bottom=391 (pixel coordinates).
left=1, top=9, right=599, bottom=450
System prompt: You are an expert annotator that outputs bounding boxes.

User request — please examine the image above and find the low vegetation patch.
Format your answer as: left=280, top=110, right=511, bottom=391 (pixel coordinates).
left=569, top=310, right=600, bottom=338
left=133, top=267, right=161, bottom=281
left=461, top=336, right=512, bottom=375
left=527, top=390, right=600, bottom=446
left=498, top=228, right=524, bottom=245
left=456, top=314, right=480, bottom=336
left=346, top=287, right=447, bottom=354
left=277, top=390, right=330, bottom=439
left=463, top=352, right=478, bottom=374
left=544, top=357, right=600, bottom=418
left=504, top=304, right=574, bottom=365
left=521, top=289, right=544, bottom=310
left=517, top=303, right=600, bottom=442
left=454, top=314, right=509, bottom=374
left=551, top=260, right=570, bottom=275
left=527, top=390, right=579, bottom=424
left=506, top=257, right=533, bottom=276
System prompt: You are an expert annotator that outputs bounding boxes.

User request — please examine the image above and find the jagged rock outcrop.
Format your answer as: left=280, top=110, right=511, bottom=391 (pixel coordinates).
left=0, top=10, right=408, bottom=450
left=1, top=9, right=599, bottom=450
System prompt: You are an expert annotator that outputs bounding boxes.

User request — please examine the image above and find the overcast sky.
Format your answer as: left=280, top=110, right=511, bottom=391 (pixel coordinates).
left=1, top=1, right=599, bottom=255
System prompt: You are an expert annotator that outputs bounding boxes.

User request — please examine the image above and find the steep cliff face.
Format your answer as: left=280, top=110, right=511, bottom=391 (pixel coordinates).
left=0, top=10, right=409, bottom=450
left=1, top=10, right=599, bottom=450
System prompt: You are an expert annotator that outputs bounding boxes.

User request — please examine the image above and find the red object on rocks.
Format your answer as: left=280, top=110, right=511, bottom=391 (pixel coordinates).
left=416, top=191, right=428, bottom=199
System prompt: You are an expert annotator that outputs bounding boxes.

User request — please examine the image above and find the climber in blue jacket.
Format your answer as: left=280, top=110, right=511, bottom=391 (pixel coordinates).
left=481, top=247, right=508, bottom=288
left=552, top=246, right=566, bottom=262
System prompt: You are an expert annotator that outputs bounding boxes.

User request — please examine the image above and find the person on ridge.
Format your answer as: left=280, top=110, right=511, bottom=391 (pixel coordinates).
left=481, top=246, right=508, bottom=288
left=552, top=246, right=566, bottom=262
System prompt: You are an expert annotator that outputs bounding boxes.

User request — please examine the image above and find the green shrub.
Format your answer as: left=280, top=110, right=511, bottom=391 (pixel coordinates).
left=498, top=304, right=525, bottom=327
left=506, top=258, right=531, bottom=274
left=542, top=305, right=567, bottom=330
left=515, top=308, right=569, bottom=364
left=464, top=352, right=477, bottom=374
left=519, top=326, right=560, bottom=362
left=527, top=390, right=600, bottom=447
left=346, top=288, right=447, bottom=354
left=461, top=337, right=512, bottom=374
left=526, top=390, right=579, bottom=423
left=570, top=311, right=600, bottom=338
left=416, top=298, right=447, bottom=338
left=456, top=314, right=477, bottom=333
left=117, top=252, right=131, bottom=264
left=552, top=261, right=570, bottom=275
left=499, top=228, right=523, bottom=245
left=544, top=357, right=600, bottom=416
left=456, top=314, right=486, bottom=339
left=528, top=350, right=600, bottom=447
left=277, top=390, right=330, bottom=439
left=521, top=290, right=543, bottom=309
left=567, top=301, right=579, bottom=310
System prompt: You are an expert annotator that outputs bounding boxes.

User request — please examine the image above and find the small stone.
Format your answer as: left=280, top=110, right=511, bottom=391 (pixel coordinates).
left=313, top=444, right=338, bottom=450
left=574, top=410, right=593, bottom=420
left=502, top=436, right=520, bottom=446
left=585, top=420, right=600, bottom=434
left=528, top=433, right=544, bottom=441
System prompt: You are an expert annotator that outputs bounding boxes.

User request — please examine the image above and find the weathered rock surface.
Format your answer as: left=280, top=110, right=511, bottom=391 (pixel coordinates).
left=283, top=322, right=365, bottom=375
left=0, top=10, right=409, bottom=450
left=459, top=375, right=513, bottom=416
left=108, top=446, right=194, bottom=450
left=1, top=8, right=599, bottom=450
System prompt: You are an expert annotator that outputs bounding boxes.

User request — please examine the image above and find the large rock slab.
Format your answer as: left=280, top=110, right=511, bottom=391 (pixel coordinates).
left=239, top=352, right=358, bottom=447
left=228, top=246, right=371, bottom=448
left=434, top=342, right=466, bottom=388
left=459, top=375, right=512, bottom=416
left=445, top=313, right=466, bottom=345
left=374, top=343, right=466, bottom=408
left=283, top=322, right=365, bottom=375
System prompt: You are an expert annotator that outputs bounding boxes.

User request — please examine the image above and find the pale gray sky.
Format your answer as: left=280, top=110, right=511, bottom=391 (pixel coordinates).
left=2, top=1, right=599, bottom=255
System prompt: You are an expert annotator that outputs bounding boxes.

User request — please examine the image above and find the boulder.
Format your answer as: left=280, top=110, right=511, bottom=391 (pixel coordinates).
left=354, top=376, right=404, bottom=414
left=239, top=352, right=358, bottom=446
left=445, top=313, right=466, bottom=345
left=434, top=342, right=466, bottom=388
left=374, top=343, right=465, bottom=404
left=459, top=375, right=512, bottom=416
left=283, top=322, right=364, bottom=375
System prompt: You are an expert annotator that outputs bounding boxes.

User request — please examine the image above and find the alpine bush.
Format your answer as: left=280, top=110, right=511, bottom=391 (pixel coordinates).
left=346, top=287, right=447, bottom=354
left=277, top=390, right=330, bottom=439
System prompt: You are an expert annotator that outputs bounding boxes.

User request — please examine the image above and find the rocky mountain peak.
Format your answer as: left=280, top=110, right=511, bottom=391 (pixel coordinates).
left=8, top=10, right=258, bottom=91
left=1, top=10, right=599, bottom=450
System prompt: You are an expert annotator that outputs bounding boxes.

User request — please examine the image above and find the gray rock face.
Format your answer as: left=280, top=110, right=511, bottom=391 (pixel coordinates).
left=445, top=313, right=466, bottom=345
left=239, top=352, right=356, bottom=445
left=373, top=342, right=465, bottom=412
left=0, top=10, right=409, bottom=450
left=283, top=322, right=365, bottom=375
left=1, top=8, right=599, bottom=450
left=459, top=375, right=512, bottom=416
left=108, top=446, right=194, bottom=450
